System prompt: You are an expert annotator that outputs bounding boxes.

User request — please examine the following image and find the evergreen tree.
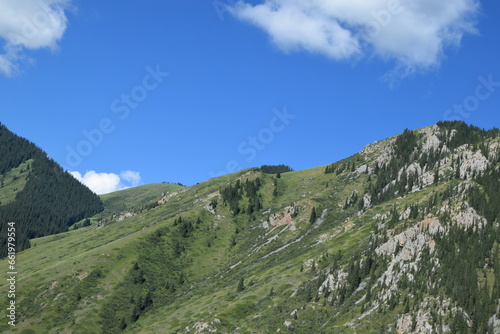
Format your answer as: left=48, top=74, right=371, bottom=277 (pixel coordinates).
left=237, top=277, right=245, bottom=292
left=310, top=207, right=317, bottom=224
left=260, top=164, right=293, bottom=174
left=434, top=169, right=440, bottom=185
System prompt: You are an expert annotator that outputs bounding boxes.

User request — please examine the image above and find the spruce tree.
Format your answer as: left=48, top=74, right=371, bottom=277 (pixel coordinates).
left=237, top=277, right=245, bottom=292
left=434, top=169, right=439, bottom=185
left=310, top=207, right=317, bottom=224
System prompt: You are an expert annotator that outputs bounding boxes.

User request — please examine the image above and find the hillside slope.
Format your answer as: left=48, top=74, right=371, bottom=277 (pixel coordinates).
left=99, top=183, right=185, bottom=216
left=0, top=123, right=104, bottom=257
left=1, top=121, right=500, bottom=333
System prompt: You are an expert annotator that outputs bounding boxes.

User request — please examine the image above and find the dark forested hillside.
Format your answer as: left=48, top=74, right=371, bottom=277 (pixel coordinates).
left=0, top=123, right=103, bottom=257
left=0, top=124, right=39, bottom=175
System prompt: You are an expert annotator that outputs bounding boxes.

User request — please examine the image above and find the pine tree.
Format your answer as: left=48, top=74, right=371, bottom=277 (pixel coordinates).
left=310, top=207, right=317, bottom=224
left=120, top=318, right=127, bottom=330
left=434, top=169, right=439, bottom=185
left=237, top=277, right=245, bottom=292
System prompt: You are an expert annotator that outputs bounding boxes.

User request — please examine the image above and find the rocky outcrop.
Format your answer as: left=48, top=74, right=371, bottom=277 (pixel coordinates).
left=489, top=300, right=500, bottom=334
left=489, top=314, right=500, bottom=334
left=183, top=318, right=221, bottom=333
left=363, top=193, right=372, bottom=208
left=396, top=297, right=470, bottom=334
left=458, top=148, right=489, bottom=179
left=375, top=218, right=443, bottom=303
left=266, top=205, right=299, bottom=230
left=376, top=217, right=443, bottom=258
left=422, top=134, right=440, bottom=153
left=157, top=188, right=187, bottom=204
left=318, top=269, right=348, bottom=296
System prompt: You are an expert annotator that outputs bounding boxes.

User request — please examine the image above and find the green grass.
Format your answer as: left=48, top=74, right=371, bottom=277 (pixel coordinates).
left=0, top=162, right=382, bottom=332
left=0, top=159, right=33, bottom=206
left=0, top=132, right=493, bottom=334
left=99, top=182, right=185, bottom=215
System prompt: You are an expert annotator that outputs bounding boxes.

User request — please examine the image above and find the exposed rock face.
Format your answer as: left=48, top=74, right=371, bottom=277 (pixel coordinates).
left=374, top=218, right=443, bottom=303
left=360, top=136, right=396, bottom=168
left=116, top=212, right=135, bottom=221
left=376, top=218, right=443, bottom=258
left=183, top=318, right=221, bottom=333
left=265, top=205, right=299, bottom=230
left=377, top=144, right=396, bottom=168
left=203, top=192, right=219, bottom=215
left=422, top=134, right=441, bottom=153
left=489, top=301, right=500, bottom=334
left=318, top=269, right=348, bottom=296
left=355, top=164, right=373, bottom=175
left=363, top=193, right=372, bottom=208
left=452, top=202, right=487, bottom=230
left=437, top=200, right=487, bottom=231
left=396, top=297, right=470, bottom=334
left=158, top=188, right=187, bottom=204
left=489, top=314, right=500, bottom=334
left=458, top=148, right=489, bottom=179
left=204, top=201, right=216, bottom=215
left=417, top=124, right=439, bottom=136
left=397, top=314, right=413, bottom=334
left=488, top=141, right=500, bottom=161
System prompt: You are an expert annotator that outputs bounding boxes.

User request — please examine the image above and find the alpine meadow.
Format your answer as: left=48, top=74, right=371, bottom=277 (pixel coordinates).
left=2, top=121, right=500, bottom=332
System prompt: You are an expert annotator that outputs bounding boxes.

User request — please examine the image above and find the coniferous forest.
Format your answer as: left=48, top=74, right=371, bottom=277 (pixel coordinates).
left=0, top=123, right=104, bottom=258
left=260, top=164, right=294, bottom=174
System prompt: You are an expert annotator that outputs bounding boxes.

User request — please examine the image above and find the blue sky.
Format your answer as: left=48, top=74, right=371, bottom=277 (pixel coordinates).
left=0, top=0, right=499, bottom=194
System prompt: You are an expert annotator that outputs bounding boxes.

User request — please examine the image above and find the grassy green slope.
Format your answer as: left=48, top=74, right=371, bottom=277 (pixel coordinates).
left=2, top=122, right=500, bottom=333
left=131, top=163, right=399, bottom=333
left=0, top=169, right=250, bottom=332
left=0, top=160, right=377, bottom=333
left=0, top=159, right=33, bottom=206
left=99, top=183, right=185, bottom=215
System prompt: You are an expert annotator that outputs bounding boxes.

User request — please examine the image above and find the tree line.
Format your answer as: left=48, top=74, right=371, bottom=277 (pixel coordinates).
left=220, top=178, right=263, bottom=215
left=260, top=164, right=293, bottom=174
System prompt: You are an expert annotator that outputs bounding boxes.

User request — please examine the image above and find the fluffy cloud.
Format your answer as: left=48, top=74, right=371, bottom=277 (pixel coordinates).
left=69, top=170, right=142, bottom=195
left=0, top=0, right=70, bottom=76
left=120, top=170, right=141, bottom=188
left=230, top=0, right=480, bottom=77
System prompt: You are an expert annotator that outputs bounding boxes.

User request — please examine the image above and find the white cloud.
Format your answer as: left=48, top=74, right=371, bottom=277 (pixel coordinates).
left=0, top=0, right=71, bottom=76
left=230, top=0, right=480, bottom=77
left=120, top=170, right=141, bottom=188
left=69, top=170, right=142, bottom=195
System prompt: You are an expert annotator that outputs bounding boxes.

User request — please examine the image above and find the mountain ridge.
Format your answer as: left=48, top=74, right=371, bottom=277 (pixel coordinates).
left=1, top=121, right=500, bottom=333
